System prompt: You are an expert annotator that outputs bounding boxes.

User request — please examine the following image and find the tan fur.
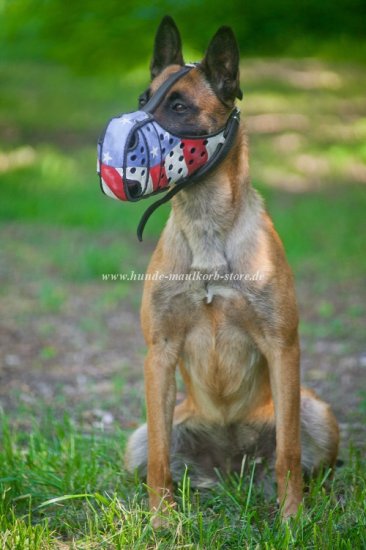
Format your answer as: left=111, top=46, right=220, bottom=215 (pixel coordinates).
left=125, top=64, right=339, bottom=522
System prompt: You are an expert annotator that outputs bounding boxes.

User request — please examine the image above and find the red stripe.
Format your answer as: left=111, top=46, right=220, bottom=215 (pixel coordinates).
left=100, top=164, right=127, bottom=200
left=150, top=163, right=169, bottom=190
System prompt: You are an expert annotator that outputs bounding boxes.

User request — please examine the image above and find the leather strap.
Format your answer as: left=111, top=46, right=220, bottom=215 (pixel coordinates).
left=142, top=65, right=193, bottom=114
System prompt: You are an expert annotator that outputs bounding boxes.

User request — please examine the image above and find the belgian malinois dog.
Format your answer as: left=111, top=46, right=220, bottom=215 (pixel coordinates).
left=125, top=16, right=339, bottom=526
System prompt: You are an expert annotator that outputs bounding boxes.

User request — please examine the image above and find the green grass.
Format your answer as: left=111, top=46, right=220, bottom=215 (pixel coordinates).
left=0, top=416, right=365, bottom=549
left=259, top=184, right=366, bottom=279
left=1, top=60, right=366, bottom=282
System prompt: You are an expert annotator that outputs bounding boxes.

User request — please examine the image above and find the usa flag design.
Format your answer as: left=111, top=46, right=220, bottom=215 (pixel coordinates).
left=98, top=111, right=226, bottom=201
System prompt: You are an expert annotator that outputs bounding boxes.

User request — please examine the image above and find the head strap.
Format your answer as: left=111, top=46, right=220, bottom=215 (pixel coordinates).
left=142, top=65, right=193, bottom=114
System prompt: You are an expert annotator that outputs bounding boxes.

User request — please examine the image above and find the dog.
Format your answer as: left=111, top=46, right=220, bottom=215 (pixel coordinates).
left=123, top=16, right=339, bottom=526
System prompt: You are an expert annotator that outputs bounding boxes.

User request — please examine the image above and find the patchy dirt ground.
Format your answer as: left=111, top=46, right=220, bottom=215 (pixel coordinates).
left=1, top=58, right=365, bottom=461
left=0, top=224, right=365, bottom=459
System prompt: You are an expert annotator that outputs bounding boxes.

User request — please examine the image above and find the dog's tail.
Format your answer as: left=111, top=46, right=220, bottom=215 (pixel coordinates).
left=125, top=391, right=339, bottom=486
left=125, top=420, right=276, bottom=487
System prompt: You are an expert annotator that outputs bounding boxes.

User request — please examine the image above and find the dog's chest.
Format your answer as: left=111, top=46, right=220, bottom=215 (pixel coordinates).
left=189, top=281, right=240, bottom=304
left=180, top=287, right=261, bottom=420
left=183, top=306, right=256, bottom=376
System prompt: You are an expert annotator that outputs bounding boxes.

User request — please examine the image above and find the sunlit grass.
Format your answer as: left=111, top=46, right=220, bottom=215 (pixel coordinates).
left=1, top=59, right=365, bottom=274
left=0, top=416, right=365, bottom=548
left=241, top=59, right=366, bottom=191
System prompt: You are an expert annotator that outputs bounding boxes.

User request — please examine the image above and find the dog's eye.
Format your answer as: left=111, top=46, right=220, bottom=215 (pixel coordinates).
left=171, top=102, right=187, bottom=113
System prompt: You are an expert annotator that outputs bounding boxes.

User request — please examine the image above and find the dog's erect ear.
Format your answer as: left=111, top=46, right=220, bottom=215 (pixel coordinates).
left=200, top=26, right=243, bottom=105
left=150, top=16, right=184, bottom=79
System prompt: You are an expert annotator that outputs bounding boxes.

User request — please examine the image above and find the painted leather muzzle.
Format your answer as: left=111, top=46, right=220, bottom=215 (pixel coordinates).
left=98, top=110, right=234, bottom=202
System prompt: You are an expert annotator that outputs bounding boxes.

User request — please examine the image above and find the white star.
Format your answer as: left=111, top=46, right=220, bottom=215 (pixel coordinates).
left=163, top=132, right=170, bottom=140
left=119, top=117, right=132, bottom=125
left=150, top=146, right=158, bottom=158
left=103, top=151, right=112, bottom=164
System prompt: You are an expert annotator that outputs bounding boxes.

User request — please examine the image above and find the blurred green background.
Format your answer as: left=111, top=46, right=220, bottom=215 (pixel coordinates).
left=0, top=0, right=365, bottom=437
left=2, top=0, right=366, bottom=69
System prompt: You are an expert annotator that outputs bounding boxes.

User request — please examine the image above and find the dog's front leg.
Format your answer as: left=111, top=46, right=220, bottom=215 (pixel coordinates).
left=268, top=342, right=302, bottom=518
left=144, top=341, right=177, bottom=526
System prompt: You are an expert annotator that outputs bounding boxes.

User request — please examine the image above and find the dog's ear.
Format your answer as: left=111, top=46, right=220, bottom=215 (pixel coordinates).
left=200, top=26, right=243, bottom=105
left=150, top=16, right=184, bottom=79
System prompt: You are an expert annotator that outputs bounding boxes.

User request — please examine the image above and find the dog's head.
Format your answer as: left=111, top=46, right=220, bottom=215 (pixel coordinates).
left=142, top=15, right=242, bottom=136
left=97, top=16, right=242, bottom=234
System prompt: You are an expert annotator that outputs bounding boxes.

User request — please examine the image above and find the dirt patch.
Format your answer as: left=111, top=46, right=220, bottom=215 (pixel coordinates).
left=0, top=283, right=147, bottom=431
left=297, top=276, right=366, bottom=452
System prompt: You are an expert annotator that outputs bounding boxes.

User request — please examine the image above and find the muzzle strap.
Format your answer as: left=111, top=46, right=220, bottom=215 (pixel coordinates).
left=137, top=107, right=240, bottom=241
left=142, top=65, right=193, bottom=113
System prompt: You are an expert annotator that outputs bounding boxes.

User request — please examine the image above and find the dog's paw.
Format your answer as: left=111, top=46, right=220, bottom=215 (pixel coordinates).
left=150, top=499, right=176, bottom=530
left=280, top=495, right=302, bottom=520
left=151, top=512, right=172, bottom=530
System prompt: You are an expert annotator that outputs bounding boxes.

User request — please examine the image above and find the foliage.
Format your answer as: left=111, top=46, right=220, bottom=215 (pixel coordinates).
left=1, top=0, right=366, bottom=73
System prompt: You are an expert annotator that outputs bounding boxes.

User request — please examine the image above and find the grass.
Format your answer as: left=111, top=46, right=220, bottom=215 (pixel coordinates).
left=1, top=60, right=366, bottom=282
left=1, top=57, right=366, bottom=547
left=0, top=416, right=365, bottom=549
